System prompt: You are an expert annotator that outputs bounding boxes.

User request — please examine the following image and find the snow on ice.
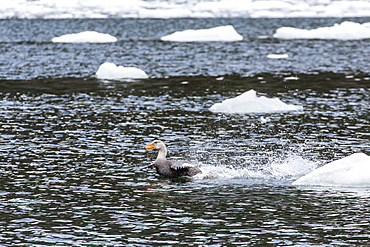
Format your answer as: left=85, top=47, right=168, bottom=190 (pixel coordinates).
left=274, top=21, right=370, bottom=40
left=95, top=62, right=148, bottom=79
left=161, top=25, right=243, bottom=42
left=52, top=31, right=117, bottom=43
left=293, top=153, right=370, bottom=187
left=209, top=89, right=303, bottom=113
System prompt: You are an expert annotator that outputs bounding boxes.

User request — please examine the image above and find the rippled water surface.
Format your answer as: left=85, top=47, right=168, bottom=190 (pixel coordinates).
left=2, top=18, right=370, bottom=80
left=0, top=76, right=369, bottom=246
left=0, top=17, right=370, bottom=246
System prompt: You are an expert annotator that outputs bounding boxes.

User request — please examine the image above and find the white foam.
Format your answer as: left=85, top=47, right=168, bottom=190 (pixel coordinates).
left=274, top=21, right=370, bottom=40
left=4, top=0, right=370, bottom=19
left=209, top=89, right=303, bottom=114
left=293, top=153, right=370, bottom=187
left=95, top=62, right=148, bottom=79
left=52, top=31, right=117, bottom=43
left=160, top=25, right=243, bottom=42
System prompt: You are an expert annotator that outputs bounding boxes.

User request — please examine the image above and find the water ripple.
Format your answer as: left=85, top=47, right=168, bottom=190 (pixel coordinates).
left=0, top=76, right=369, bottom=246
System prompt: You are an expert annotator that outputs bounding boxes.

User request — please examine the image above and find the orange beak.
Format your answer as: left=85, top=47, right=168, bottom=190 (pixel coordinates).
left=145, top=143, right=155, bottom=150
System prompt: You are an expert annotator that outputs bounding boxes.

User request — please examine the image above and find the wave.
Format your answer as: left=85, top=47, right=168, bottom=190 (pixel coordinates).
left=3, top=0, right=370, bottom=19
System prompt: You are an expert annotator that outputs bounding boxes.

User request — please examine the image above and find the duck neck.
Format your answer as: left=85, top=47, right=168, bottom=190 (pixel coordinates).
left=156, top=148, right=167, bottom=161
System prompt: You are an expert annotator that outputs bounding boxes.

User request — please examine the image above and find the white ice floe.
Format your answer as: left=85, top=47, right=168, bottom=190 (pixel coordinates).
left=293, top=153, right=370, bottom=187
left=95, top=62, right=148, bottom=79
left=274, top=21, right=370, bottom=40
left=160, top=25, right=243, bottom=42
left=209, top=89, right=303, bottom=113
left=267, top=54, right=289, bottom=59
left=284, top=76, right=299, bottom=81
left=52, top=31, right=117, bottom=43
left=4, top=0, right=370, bottom=19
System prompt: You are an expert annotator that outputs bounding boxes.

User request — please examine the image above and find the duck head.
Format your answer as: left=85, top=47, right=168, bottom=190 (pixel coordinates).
left=145, top=140, right=166, bottom=151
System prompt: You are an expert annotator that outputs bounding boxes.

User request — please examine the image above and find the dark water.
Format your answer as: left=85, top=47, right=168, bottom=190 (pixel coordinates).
left=0, top=18, right=370, bottom=246
left=2, top=18, right=370, bottom=80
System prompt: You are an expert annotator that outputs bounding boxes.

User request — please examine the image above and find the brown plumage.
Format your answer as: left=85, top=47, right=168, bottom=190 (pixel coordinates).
left=145, top=140, right=202, bottom=178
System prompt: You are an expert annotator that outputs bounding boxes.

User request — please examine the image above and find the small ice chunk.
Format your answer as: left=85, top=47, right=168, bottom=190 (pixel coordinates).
left=273, top=21, right=370, bottom=40
left=209, top=89, right=303, bottom=114
left=161, top=25, right=243, bottom=42
left=267, top=54, right=289, bottom=59
left=260, top=116, right=270, bottom=123
left=95, top=62, right=148, bottom=79
left=52, top=31, right=117, bottom=43
left=284, top=76, right=299, bottom=81
left=293, top=153, right=370, bottom=187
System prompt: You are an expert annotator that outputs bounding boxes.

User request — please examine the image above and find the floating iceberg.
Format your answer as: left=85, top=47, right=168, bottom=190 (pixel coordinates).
left=273, top=21, right=370, bottom=40
left=160, top=25, right=243, bottom=42
left=293, top=153, right=370, bottom=187
left=52, top=31, right=117, bottom=43
left=95, top=62, right=148, bottom=79
left=209, top=89, right=303, bottom=113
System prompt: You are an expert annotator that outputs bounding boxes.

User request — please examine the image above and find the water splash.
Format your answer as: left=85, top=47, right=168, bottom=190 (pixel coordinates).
left=194, top=155, right=317, bottom=182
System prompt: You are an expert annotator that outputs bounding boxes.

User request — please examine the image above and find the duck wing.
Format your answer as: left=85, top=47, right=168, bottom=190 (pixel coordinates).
left=170, top=160, right=196, bottom=170
left=169, top=160, right=202, bottom=177
left=154, top=160, right=202, bottom=178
